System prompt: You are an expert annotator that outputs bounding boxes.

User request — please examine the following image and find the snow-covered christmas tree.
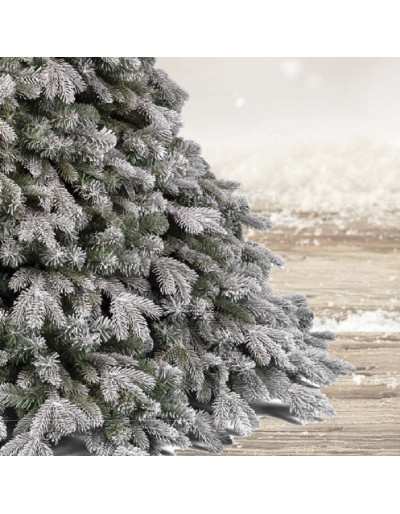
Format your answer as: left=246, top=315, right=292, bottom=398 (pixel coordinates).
left=0, top=58, right=350, bottom=455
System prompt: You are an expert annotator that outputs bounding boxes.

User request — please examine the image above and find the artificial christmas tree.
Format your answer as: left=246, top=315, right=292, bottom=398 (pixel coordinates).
left=0, top=58, right=350, bottom=456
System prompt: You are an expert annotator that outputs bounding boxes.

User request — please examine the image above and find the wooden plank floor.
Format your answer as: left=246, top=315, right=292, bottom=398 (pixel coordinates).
left=222, top=333, right=400, bottom=455
left=182, top=218, right=400, bottom=455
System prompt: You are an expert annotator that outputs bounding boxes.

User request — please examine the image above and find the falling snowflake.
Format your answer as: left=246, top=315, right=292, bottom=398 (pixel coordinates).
left=280, top=60, right=302, bottom=80
left=234, top=96, right=246, bottom=109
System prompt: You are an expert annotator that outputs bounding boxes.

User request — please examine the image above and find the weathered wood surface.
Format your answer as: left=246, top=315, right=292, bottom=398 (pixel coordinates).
left=181, top=219, right=400, bottom=455
left=220, top=333, right=400, bottom=455
left=263, top=219, right=400, bottom=319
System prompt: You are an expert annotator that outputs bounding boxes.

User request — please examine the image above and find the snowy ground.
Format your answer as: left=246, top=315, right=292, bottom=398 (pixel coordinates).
left=216, top=140, right=400, bottom=231
left=313, top=310, right=400, bottom=333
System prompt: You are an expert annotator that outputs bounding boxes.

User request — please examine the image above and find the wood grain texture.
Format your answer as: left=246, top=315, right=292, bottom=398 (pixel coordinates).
left=221, top=333, right=400, bottom=455
left=180, top=220, right=400, bottom=455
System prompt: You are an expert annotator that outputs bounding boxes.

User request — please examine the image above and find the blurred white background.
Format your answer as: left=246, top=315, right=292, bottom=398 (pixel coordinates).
left=159, top=58, right=400, bottom=220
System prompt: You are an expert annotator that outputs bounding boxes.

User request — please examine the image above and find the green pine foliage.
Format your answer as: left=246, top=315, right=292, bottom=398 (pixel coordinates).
left=0, top=58, right=351, bottom=455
